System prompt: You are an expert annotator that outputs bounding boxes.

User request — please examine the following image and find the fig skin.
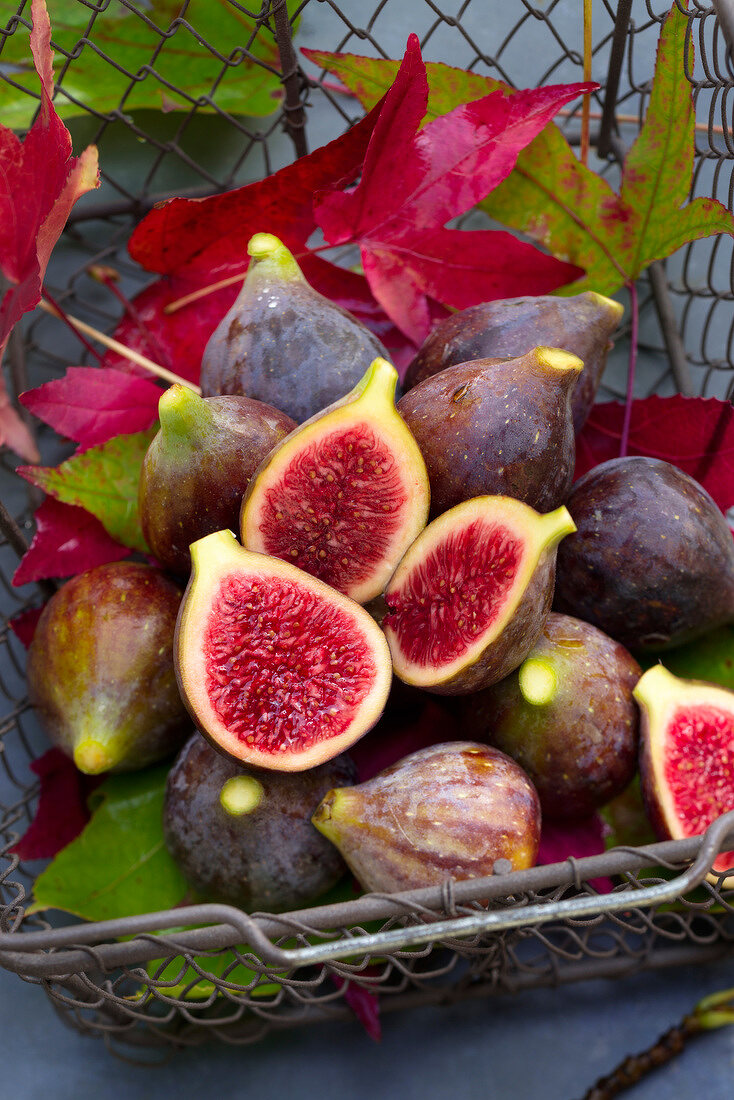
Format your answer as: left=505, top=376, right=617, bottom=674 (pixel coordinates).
left=397, top=347, right=583, bottom=519
left=312, top=742, right=541, bottom=893
left=404, top=292, right=623, bottom=432
left=458, top=613, right=641, bottom=822
left=139, top=385, right=295, bottom=576
left=26, top=562, right=189, bottom=774
left=163, top=733, right=355, bottom=912
left=200, top=232, right=390, bottom=423
left=554, top=457, right=734, bottom=651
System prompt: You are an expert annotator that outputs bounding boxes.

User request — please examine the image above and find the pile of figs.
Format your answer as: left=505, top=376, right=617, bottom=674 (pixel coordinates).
left=24, top=231, right=734, bottom=910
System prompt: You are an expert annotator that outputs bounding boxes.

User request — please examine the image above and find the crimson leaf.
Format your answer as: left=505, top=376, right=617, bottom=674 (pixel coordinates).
left=12, top=497, right=131, bottom=587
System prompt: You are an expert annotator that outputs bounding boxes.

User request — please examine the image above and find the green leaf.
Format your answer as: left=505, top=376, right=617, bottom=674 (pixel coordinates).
left=29, top=766, right=188, bottom=921
left=0, top=0, right=298, bottom=130
left=638, top=626, right=734, bottom=693
left=310, top=3, right=734, bottom=295
left=19, top=426, right=156, bottom=553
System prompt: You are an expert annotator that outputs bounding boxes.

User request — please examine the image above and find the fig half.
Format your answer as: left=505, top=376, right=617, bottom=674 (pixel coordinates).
left=382, top=496, right=576, bottom=694
left=241, top=357, right=430, bottom=604
left=635, top=665, right=734, bottom=883
left=176, top=529, right=392, bottom=771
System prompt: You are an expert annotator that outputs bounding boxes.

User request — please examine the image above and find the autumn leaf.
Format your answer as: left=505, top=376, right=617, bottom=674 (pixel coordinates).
left=20, top=366, right=162, bottom=448
left=17, top=427, right=157, bottom=553
left=313, top=34, right=590, bottom=343
left=11, top=748, right=102, bottom=861
left=575, top=395, right=734, bottom=514
left=12, top=497, right=131, bottom=587
left=0, top=0, right=98, bottom=461
left=8, top=605, right=45, bottom=647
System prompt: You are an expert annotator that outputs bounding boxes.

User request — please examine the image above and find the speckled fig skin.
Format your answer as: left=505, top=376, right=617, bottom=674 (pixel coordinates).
left=312, top=742, right=541, bottom=893
left=554, top=457, right=734, bottom=650
left=199, top=232, right=389, bottom=423
left=397, top=347, right=583, bottom=519
left=404, top=293, right=624, bottom=432
left=26, top=562, right=189, bottom=774
left=459, top=614, right=641, bottom=821
left=163, top=733, right=355, bottom=911
left=140, top=386, right=295, bottom=576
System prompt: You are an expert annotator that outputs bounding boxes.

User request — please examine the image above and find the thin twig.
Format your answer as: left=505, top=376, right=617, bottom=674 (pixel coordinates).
left=38, top=299, right=200, bottom=393
left=619, top=280, right=638, bottom=458
left=41, top=290, right=105, bottom=365
left=581, top=0, right=592, bottom=166
left=88, top=265, right=174, bottom=369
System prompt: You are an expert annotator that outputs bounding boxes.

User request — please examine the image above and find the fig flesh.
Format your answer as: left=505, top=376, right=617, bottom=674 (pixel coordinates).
left=397, top=347, right=583, bottom=519
left=404, top=292, right=623, bottom=431
left=635, top=665, right=734, bottom=882
left=459, top=613, right=641, bottom=821
left=163, top=733, right=355, bottom=911
left=312, top=742, right=541, bottom=893
left=175, top=529, right=393, bottom=771
left=554, top=457, right=734, bottom=650
left=200, top=232, right=390, bottom=423
left=241, top=357, right=430, bottom=604
left=382, top=496, right=576, bottom=694
left=139, top=385, right=295, bottom=576
left=27, top=563, right=189, bottom=774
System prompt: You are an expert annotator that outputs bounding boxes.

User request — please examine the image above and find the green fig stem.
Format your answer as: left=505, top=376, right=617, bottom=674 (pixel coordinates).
left=158, top=384, right=215, bottom=441
left=246, top=233, right=305, bottom=286
left=73, top=738, right=117, bottom=775
left=219, top=776, right=264, bottom=816
left=536, top=505, right=577, bottom=549
left=351, top=357, right=398, bottom=404
left=519, top=657, right=559, bottom=706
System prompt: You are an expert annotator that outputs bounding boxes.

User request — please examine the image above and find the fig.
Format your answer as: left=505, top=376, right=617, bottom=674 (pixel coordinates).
left=175, top=529, right=393, bottom=771
left=241, top=357, right=430, bottom=604
left=635, top=664, right=734, bottom=882
left=26, top=562, right=189, bottom=774
left=312, top=742, right=541, bottom=893
left=163, top=733, right=355, bottom=911
left=397, top=347, right=583, bottom=519
left=382, top=496, right=576, bottom=695
left=200, top=232, right=390, bottom=423
left=554, top=457, right=734, bottom=650
left=458, top=613, right=641, bottom=821
left=139, top=385, right=296, bottom=576
left=404, top=292, right=623, bottom=432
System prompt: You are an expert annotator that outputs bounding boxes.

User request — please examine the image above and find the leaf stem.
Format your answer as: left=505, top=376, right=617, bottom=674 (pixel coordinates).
left=619, top=280, right=638, bottom=458
left=41, top=290, right=105, bottom=366
left=38, top=299, right=200, bottom=393
left=163, top=272, right=244, bottom=315
left=88, top=265, right=174, bottom=369
left=581, top=0, right=592, bottom=166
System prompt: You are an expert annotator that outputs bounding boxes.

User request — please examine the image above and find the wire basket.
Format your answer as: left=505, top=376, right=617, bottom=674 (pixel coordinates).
left=1, top=0, right=734, bottom=1052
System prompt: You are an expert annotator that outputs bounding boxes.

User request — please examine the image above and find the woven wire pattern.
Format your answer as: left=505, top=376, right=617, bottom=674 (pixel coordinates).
left=0, top=0, right=733, bottom=1049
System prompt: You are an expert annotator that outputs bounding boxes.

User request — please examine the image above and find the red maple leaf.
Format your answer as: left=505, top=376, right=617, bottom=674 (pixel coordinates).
left=0, top=0, right=98, bottom=460
left=20, top=366, right=161, bottom=448
left=575, top=395, right=734, bottom=514
left=12, top=497, right=131, bottom=587
left=313, top=34, right=592, bottom=343
left=11, top=747, right=103, bottom=861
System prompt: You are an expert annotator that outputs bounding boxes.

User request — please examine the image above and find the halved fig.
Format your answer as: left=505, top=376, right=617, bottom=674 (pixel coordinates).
left=382, top=497, right=576, bottom=695
left=635, top=664, right=734, bottom=883
left=176, top=529, right=393, bottom=771
left=241, top=357, right=430, bottom=604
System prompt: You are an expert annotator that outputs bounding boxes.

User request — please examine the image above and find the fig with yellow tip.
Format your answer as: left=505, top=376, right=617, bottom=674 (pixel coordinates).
left=200, top=232, right=390, bottom=423
left=26, top=563, right=189, bottom=775
left=175, top=529, right=393, bottom=771
left=241, top=356, right=430, bottom=604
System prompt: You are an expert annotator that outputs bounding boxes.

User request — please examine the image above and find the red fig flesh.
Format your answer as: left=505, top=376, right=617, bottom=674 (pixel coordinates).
left=175, top=529, right=392, bottom=771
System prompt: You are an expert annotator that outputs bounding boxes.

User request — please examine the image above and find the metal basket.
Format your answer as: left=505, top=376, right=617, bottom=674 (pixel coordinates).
left=1, top=0, right=734, bottom=1052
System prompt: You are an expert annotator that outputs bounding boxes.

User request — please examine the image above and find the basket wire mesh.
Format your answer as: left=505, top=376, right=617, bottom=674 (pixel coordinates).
left=1, top=0, right=734, bottom=1049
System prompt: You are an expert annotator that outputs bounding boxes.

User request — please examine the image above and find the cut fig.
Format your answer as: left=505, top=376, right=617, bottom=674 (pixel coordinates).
left=397, top=347, right=583, bottom=519
left=382, top=497, right=576, bottom=694
left=175, top=529, right=393, bottom=771
left=241, top=357, right=430, bottom=604
left=555, top=457, right=734, bottom=650
left=635, top=665, right=734, bottom=883
left=200, top=232, right=389, bottom=424
left=139, top=385, right=295, bottom=576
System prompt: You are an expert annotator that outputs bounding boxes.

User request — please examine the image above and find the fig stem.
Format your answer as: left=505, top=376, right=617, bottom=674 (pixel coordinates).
left=619, top=279, right=638, bottom=458
left=576, top=987, right=734, bottom=1099
left=518, top=657, right=558, bottom=705
left=220, top=776, right=264, bottom=816
left=38, top=298, right=201, bottom=393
